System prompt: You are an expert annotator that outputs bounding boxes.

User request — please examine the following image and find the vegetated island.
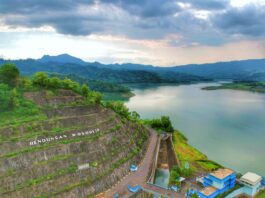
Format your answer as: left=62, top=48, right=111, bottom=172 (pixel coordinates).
left=0, top=63, right=225, bottom=197
left=202, top=81, right=265, bottom=93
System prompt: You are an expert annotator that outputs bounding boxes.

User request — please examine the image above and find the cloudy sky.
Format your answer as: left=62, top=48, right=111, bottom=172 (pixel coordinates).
left=0, top=0, right=265, bottom=66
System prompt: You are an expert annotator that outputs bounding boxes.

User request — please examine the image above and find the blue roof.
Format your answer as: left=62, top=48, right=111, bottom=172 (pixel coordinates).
left=128, top=185, right=142, bottom=193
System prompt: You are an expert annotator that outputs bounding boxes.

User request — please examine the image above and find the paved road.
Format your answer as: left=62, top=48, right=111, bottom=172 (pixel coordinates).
left=105, top=130, right=185, bottom=198
left=105, top=129, right=159, bottom=198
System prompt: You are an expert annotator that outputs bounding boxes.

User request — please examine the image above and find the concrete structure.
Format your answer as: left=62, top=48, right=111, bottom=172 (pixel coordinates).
left=198, top=169, right=236, bottom=198
left=239, top=172, right=263, bottom=197
left=106, top=131, right=183, bottom=198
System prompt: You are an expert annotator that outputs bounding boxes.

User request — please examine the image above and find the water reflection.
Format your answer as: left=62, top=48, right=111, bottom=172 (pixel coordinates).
left=126, top=83, right=265, bottom=175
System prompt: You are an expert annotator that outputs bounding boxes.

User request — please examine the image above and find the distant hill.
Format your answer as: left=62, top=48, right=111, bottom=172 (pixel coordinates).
left=169, top=59, right=265, bottom=81
left=92, top=59, right=265, bottom=81
left=0, top=56, right=210, bottom=84
left=38, top=54, right=86, bottom=65
left=2, top=54, right=265, bottom=82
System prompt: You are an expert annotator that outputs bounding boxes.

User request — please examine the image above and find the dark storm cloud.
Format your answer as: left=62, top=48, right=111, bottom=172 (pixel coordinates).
left=0, top=0, right=112, bottom=35
left=212, top=4, right=265, bottom=36
left=0, top=0, right=183, bottom=37
left=0, top=0, right=264, bottom=45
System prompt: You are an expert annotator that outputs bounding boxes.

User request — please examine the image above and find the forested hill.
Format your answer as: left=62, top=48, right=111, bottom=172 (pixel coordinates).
left=2, top=54, right=265, bottom=82
left=92, top=59, right=265, bottom=81
left=0, top=58, right=211, bottom=84
left=169, top=59, right=265, bottom=81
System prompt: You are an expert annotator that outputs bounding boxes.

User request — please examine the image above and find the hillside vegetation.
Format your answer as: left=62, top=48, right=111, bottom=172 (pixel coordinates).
left=0, top=63, right=149, bottom=197
left=202, top=81, right=265, bottom=93
left=0, top=57, right=212, bottom=84
left=172, top=131, right=222, bottom=172
left=49, top=73, right=134, bottom=101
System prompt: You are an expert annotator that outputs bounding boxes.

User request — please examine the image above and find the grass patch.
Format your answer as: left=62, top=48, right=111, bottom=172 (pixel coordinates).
left=256, top=189, right=265, bottom=198
left=196, top=160, right=222, bottom=171
left=173, top=131, right=221, bottom=172
left=0, top=87, right=47, bottom=128
left=173, top=131, right=206, bottom=162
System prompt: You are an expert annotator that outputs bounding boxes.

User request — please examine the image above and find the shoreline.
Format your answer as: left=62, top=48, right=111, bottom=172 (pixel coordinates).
left=202, top=82, right=265, bottom=93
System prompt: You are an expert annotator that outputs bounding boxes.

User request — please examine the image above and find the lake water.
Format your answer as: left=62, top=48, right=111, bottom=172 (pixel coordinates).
left=125, top=83, right=265, bottom=176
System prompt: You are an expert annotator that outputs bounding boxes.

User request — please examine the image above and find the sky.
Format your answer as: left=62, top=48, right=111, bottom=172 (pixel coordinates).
left=0, top=0, right=265, bottom=66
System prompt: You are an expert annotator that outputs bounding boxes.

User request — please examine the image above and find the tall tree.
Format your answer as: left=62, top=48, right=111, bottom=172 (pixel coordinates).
left=0, top=63, right=20, bottom=87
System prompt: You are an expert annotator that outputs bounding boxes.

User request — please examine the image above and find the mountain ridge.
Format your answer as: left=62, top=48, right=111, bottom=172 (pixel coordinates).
left=0, top=56, right=211, bottom=84
left=1, top=54, right=265, bottom=81
left=38, top=54, right=87, bottom=65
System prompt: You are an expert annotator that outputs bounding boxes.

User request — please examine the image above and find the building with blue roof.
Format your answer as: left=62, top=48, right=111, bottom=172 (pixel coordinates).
left=198, top=168, right=236, bottom=198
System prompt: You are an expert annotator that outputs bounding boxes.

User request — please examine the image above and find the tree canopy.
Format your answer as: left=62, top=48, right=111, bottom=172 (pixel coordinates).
left=0, top=63, right=20, bottom=87
left=32, top=72, right=49, bottom=87
left=146, top=116, right=174, bottom=133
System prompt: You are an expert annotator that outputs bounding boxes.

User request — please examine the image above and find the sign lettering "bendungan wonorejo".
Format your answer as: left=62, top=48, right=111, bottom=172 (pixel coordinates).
left=29, top=128, right=100, bottom=146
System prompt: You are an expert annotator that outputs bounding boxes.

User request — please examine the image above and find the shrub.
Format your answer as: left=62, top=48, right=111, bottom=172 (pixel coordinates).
left=32, top=72, right=49, bottom=87
left=105, top=101, right=130, bottom=118
left=81, top=84, right=90, bottom=96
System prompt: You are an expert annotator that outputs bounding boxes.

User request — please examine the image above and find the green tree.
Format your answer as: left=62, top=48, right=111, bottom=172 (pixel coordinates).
left=32, top=72, right=49, bottom=87
left=0, top=83, right=10, bottom=110
left=88, top=91, right=102, bottom=104
left=147, top=116, right=174, bottom=133
left=81, top=84, right=90, bottom=97
left=9, top=88, right=19, bottom=108
left=169, top=165, right=180, bottom=185
left=62, top=78, right=75, bottom=89
left=131, top=111, right=140, bottom=121
left=0, top=63, right=20, bottom=87
left=49, top=77, right=61, bottom=88
left=20, top=77, right=33, bottom=90
left=161, top=116, right=174, bottom=133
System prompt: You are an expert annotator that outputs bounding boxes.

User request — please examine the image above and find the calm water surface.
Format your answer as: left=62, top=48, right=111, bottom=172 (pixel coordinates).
left=125, top=83, right=265, bottom=176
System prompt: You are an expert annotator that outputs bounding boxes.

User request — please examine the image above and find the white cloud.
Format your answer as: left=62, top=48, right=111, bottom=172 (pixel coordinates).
left=1, top=31, right=265, bottom=66
left=231, top=0, right=265, bottom=7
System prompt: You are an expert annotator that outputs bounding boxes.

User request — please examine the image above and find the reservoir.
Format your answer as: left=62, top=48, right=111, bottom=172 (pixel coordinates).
left=125, top=83, right=265, bottom=176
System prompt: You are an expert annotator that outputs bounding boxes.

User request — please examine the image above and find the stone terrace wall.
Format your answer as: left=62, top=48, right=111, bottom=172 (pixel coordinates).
left=0, top=90, right=150, bottom=198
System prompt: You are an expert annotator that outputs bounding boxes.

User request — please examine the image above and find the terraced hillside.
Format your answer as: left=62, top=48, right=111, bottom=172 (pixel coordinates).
left=0, top=89, right=149, bottom=198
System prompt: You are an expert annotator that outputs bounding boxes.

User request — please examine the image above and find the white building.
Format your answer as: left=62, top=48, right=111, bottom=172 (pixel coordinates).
left=240, top=172, right=263, bottom=197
